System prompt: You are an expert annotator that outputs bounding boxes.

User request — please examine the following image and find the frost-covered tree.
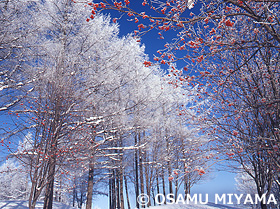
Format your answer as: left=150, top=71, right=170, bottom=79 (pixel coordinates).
left=0, top=159, right=29, bottom=200
left=0, top=0, right=130, bottom=207
left=0, top=133, right=32, bottom=202
left=0, top=0, right=38, bottom=112
left=0, top=1, right=210, bottom=209
left=235, top=167, right=280, bottom=209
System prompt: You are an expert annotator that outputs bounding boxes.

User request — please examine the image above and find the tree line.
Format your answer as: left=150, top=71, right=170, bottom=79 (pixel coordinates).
left=0, top=0, right=210, bottom=209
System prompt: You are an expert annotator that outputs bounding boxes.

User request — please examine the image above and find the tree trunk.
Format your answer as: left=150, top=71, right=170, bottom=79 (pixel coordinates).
left=43, top=159, right=56, bottom=209
left=139, top=157, right=145, bottom=195
left=119, top=168, right=125, bottom=209
left=29, top=182, right=38, bottom=209
left=161, top=166, right=166, bottom=204
left=260, top=201, right=268, bottom=209
left=80, top=188, right=83, bottom=209
left=124, top=174, right=131, bottom=209
left=29, top=181, right=36, bottom=209
left=168, top=165, right=173, bottom=195
left=116, top=169, right=121, bottom=209
left=112, top=170, right=116, bottom=209
left=144, top=151, right=151, bottom=207
left=156, top=169, right=161, bottom=205
left=86, top=128, right=96, bottom=209
left=165, top=132, right=173, bottom=196
left=138, top=133, right=145, bottom=208
left=134, top=133, right=140, bottom=209
left=117, top=135, right=124, bottom=209
left=44, top=100, right=61, bottom=209
left=184, top=173, right=191, bottom=200
left=109, top=174, right=113, bottom=209
left=85, top=159, right=94, bottom=209
left=73, top=186, right=76, bottom=207
left=184, top=174, right=188, bottom=200
left=151, top=187, right=155, bottom=206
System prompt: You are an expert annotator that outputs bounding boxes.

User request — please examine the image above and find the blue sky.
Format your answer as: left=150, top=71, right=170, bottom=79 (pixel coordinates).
left=104, top=0, right=200, bottom=64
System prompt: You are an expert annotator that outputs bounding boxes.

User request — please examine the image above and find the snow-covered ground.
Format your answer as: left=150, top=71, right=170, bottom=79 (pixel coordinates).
left=0, top=200, right=75, bottom=209
left=148, top=202, right=242, bottom=209
left=0, top=201, right=243, bottom=209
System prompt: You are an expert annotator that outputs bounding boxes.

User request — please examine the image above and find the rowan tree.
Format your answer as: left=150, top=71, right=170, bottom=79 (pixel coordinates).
left=78, top=0, right=279, bottom=154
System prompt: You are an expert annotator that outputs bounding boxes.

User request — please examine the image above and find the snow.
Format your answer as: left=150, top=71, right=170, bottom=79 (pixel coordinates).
left=0, top=200, right=76, bottom=209
left=148, top=203, right=242, bottom=209
left=0, top=201, right=243, bottom=209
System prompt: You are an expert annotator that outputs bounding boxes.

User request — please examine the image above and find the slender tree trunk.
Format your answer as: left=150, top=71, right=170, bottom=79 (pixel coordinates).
left=168, top=162, right=173, bottom=195
left=156, top=169, right=161, bottom=205
left=165, top=131, right=173, bottom=197
left=144, top=151, right=151, bottom=207
left=109, top=174, right=113, bottom=209
left=73, top=186, right=76, bottom=207
left=184, top=173, right=191, bottom=200
left=119, top=168, right=125, bottom=209
left=260, top=201, right=268, bottom=209
left=174, top=160, right=178, bottom=200
left=166, top=140, right=173, bottom=196
left=80, top=188, right=83, bottom=209
left=112, top=170, right=116, bottom=209
left=138, top=133, right=145, bottom=208
left=151, top=187, right=155, bottom=206
left=184, top=174, right=188, bottom=200
left=161, top=166, right=166, bottom=204
left=139, top=159, right=144, bottom=195
left=134, top=133, right=140, bottom=209
left=116, top=169, right=121, bottom=209
left=86, top=128, right=96, bottom=209
left=117, top=135, right=125, bottom=209
left=124, top=174, right=131, bottom=209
